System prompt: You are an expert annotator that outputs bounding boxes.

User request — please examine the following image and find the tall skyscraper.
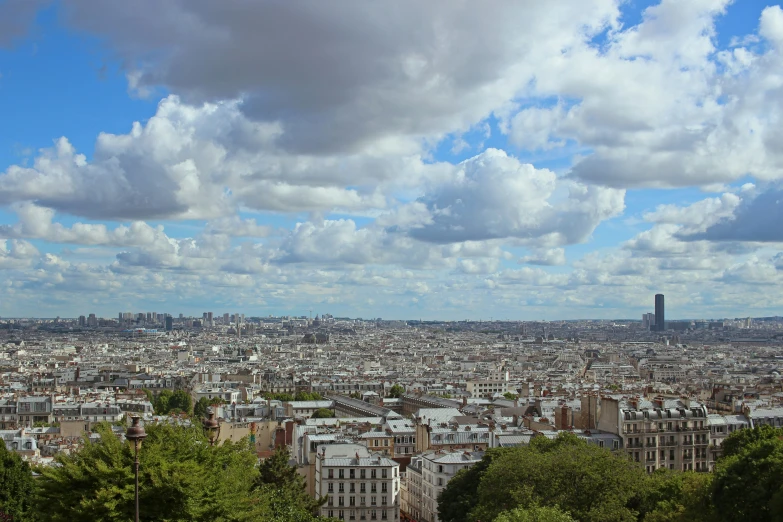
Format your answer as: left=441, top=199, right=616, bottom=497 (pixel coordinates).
left=165, top=315, right=173, bottom=332
left=655, top=294, right=665, bottom=331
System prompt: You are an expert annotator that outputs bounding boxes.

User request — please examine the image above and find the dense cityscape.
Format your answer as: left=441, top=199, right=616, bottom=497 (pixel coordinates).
left=1, top=293, right=783, bottom=520
left=3, top=0, right=783, bottom=520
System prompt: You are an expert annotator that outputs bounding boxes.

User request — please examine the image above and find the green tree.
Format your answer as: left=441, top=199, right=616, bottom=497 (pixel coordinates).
left=494, top=505, right=575, bottom=522
left=438, top=448, right=512, bottom=522
left=153, top=389, right=172, bottom=415
left=266, top=393, right=296, bottom=402
left=294, top=392, right=323, bottom=401
left=503, top=392, right=519, bottom=400
left=720, top=424, right=781, bottom=460
left=255, top=447, right=324, bottom=514
left=712, top=427, right=783, bottom=522
left=311, top=408, right=334, bottom=419
left=169, top=389, right=193, bottom=415
left=637, top=470, right=714, bottom=522
left=467, top=433, right=647, bottom=522
left=194, top=397, right=210, bottom=419
left=209, top=397, right=226, bottom=406
left=0, top=441, right=36, bottom=521
left=33, top=422, right=265, bottom=521
left=141, top=388, right=154, bottom=404
left=387, top=384, right=405, bottom=398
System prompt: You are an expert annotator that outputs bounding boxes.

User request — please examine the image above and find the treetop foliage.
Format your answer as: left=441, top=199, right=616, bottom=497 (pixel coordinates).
left=438, top=427, right=783, bottom=522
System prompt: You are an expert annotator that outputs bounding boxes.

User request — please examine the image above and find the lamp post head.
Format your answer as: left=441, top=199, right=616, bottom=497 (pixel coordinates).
left=203, top=409, right=220, bottom=445
left=126, top=415, right=147, bottom=449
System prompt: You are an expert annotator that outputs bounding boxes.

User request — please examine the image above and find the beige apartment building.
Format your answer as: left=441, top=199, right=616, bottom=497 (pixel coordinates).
left=599, top=396, right=711, bottom=472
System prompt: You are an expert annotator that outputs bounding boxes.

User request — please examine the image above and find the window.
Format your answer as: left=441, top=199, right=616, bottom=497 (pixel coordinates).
left=371, top=496, right=377, bottom=506
left=339, top=497, right=344, bottom=506
left=381, top=483, right=387, bottom=493
left=371, top=484, right=377, bottom=493
left=437, top=465, right=443, bottom=473
left=339, top=469, right=345, bottom=479
left=361, top=469, right=366, bottom=479
left=371, top=469, right=377, bottom=479
left=329, top=469, right=334, bottom=479
left=339, top=483, right=345, bottom=493
left=329, top=483, right=334, bottom=493
left=382, top=469, right=388, bottom=479
left=350, top=496, right=356, bottom=506
left=328, top=497, right=334, bottom=506
left=350, top=469, right=355, bottom=479
left=361, top=484, right=366, bottom=493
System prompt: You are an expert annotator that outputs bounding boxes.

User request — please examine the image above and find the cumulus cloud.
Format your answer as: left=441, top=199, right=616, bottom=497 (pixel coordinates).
left=520, top=248, right=567, bottom=266
left=402, top=149, right=624, bottom=244
left=61, top=0, right=621, bottom=155
left=683, top=184, right=783, bottom=242
left=0, top=239, right=38, bottom=270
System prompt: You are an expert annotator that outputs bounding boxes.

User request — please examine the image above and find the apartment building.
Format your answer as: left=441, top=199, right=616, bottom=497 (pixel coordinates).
left=599, top=396, right=711, bottom=472
left=415, top=451, right=483, bottom=522
left=315, top=443, right=401, bottom=522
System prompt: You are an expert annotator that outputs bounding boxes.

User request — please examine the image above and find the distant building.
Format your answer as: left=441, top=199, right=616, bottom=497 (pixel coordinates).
left=165, top=316, right=173, bottom=331
left=655, top=294, right=665, bottom=331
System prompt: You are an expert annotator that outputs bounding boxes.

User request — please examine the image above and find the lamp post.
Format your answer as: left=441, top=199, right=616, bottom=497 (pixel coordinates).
left=125, top=415, right=147, bottom=522
left=203, top=409, right=220, bottom=446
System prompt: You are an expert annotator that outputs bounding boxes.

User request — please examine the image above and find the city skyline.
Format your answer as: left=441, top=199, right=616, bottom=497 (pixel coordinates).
left=1, top=1, right=783, bottom=320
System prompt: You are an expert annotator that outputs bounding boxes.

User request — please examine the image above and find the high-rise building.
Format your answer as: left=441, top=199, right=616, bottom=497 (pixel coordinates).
left=223, top=313, right=230, bottom=324
left=78, top=315, right=86, bottom=327
left=655, top=294, right=665, bottom=331
left=87, top=313, right=98, bottom=327
left=165, top=316, right=173, bottom=331
left=207, top=311, right=213, bottom=327
left=642, top=313, right=656, bottom=330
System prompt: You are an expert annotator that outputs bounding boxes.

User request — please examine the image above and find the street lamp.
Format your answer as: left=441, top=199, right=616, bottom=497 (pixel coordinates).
left=125, top=415, right=147, bottom=522
left=203, top=409, right=220, bottom=446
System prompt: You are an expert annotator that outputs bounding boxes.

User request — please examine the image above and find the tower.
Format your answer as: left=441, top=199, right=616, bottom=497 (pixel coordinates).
left=655, top=294, right=665, bottom=332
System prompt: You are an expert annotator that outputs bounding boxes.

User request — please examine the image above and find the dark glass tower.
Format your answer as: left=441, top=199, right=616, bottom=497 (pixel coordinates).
left=655, top=294, right=665, bottom=331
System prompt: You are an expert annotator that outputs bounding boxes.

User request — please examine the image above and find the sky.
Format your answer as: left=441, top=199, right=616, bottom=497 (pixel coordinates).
left=0, top=0, right=782, bottom=321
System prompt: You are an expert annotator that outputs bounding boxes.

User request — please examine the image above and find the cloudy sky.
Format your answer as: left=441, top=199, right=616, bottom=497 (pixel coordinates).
left=0, top=0, right=781, bottom=320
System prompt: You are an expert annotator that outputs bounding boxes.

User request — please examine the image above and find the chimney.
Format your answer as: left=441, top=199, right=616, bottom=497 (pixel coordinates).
left=653, top=396, right=665, bottom=409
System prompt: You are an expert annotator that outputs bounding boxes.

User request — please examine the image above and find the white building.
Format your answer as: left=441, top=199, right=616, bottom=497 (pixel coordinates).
left=315, top=443, right=401, bottom=521
left=406, top=450, right=484, bottom=522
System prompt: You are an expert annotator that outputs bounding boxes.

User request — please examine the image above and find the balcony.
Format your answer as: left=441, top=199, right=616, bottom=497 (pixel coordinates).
left=625, top=441, right=643, bottom=448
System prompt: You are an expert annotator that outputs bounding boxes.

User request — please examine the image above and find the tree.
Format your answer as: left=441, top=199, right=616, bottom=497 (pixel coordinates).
left=169, top=389, right=193, bottom=415
left=255, top=447, right=325, bottom=514
left=494, top=505, right=575, bottom=522
left=193, top=397, right=210, bottom=419
left=503, top=392, right=519, bottom=400
left=466, top=433, right=647, bottom=522
left=720, top=424, right=781, bottom=460
left=712, top=428, right=783, bottom=522
left=311, top=408, right=334, bottom=419
left=387, top=384, right=405, bottom=398
left=141, top=388, right=154, bottom=404
left=33, top=422, right=265, bottom=521
left=0, top=441, right=35, bottom=521
left=438, top=448, right=512, bottom=522
left=153, top=389, right=172, bottom=415
left=637, top=470, right=714, bottom=522
left=153, top=389, right=193, bottom=415
left=266, top=393, right=296, bottom=402
left=294, top=392, right=323, bottom=401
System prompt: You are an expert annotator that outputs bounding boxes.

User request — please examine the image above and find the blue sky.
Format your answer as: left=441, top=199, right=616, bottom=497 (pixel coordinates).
left=0, top=0, right=782, bottom=320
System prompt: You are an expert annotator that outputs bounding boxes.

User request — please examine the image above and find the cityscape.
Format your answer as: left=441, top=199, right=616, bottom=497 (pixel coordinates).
left=2, top=292, right=783, bottom=520
left=2, top=0, right=783, bottom=521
